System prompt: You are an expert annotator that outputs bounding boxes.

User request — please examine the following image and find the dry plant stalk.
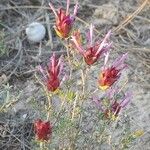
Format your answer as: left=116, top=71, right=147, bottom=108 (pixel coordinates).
left=113, top=0, right=149, bottom=33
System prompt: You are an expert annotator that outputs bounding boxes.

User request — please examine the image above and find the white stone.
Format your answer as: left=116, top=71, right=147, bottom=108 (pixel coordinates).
left=26, top=22, right=46, bottom=43
left=22, top=114, right=27, bottom=119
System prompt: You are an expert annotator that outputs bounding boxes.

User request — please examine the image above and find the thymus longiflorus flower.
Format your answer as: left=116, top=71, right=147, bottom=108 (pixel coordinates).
left=34, top=119, right=52, bottom=141
left=39, top=53, right=63, bottom=92
left=49, top=0, right=78, bottom=39
left=71, top=24, right=112, bottom=65
left=93, top=88, right=132, bottom=120
left=98, top=53, right=128, bottom=90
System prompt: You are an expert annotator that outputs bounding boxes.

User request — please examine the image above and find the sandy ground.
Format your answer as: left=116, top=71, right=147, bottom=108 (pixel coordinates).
left=0, top=0, right=150, bottom=149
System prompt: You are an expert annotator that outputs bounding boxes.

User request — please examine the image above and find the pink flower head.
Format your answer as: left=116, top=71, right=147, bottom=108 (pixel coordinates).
left=93, top=88, right=132, bottom=119
left=39, top=53, right=63, bottom=92
left=107, top=91, right=132, bottom=117
left=34, top=119, right=52, bottom=141
left=70, top=29, right=82, bottom=49
left=71, top=24, right=112, bottom=65
left=98, top=53, right=128, bottom=90
left=49, top=0, right=79, bottom=38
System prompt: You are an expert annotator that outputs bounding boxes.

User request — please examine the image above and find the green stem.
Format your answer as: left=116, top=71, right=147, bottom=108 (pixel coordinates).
left=66, top=39, right=72, bottom=79
left=40, top=142, right=44, bottom=150
left=71, top=92, right=79, bottom=121
left=81, top=69, right=85, bottom=97
left=45, top=89, right=52, bottom=121
left=53, top=99, right=65, bottom=126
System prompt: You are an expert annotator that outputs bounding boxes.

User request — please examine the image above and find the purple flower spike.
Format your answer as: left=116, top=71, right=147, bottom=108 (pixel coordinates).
left=93, top=88, right=132, bottom=120
left=99, top=53, right=128, bottom=90
left=120, top=92, right=132, bottom=108
left=112, top=53, right=128, bottom=70
left=38, top=53, right=64, bottom=92
left=71, top=25, right=112, bottom=65
left=49, top=0, right=78, bottom=39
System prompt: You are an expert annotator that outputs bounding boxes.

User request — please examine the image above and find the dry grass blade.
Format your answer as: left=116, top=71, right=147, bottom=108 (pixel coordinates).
left=0, top=99, right=19, bottom=112
left=45, top=12, right=54, bottom=49
left=113, top=0, right=149, bottom=33
left=0, top=122, right=32, bottom=150
left=1, top=6, right=50, bottom=11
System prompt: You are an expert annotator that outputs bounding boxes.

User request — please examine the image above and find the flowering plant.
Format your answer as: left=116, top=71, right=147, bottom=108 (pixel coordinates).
left=49, top=0, right=78, bottom=39
left=71, top=24, right=112, bottom=65
left=38, top=53, right=63, bottom=92
left=32, top=0, right=143, bottom=149
left=34, top=119, right=52, bottom=141
left=93, top=87, right=132, bottom=120
left=98, top=53, right=128, bottom=90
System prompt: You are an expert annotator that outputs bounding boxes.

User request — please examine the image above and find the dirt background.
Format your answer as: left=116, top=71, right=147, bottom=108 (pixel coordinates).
left=0, top=0, right=150, bottom=149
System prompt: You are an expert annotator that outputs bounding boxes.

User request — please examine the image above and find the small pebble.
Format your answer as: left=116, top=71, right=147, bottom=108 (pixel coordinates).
left=26, top=22, right=46, bottom=43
